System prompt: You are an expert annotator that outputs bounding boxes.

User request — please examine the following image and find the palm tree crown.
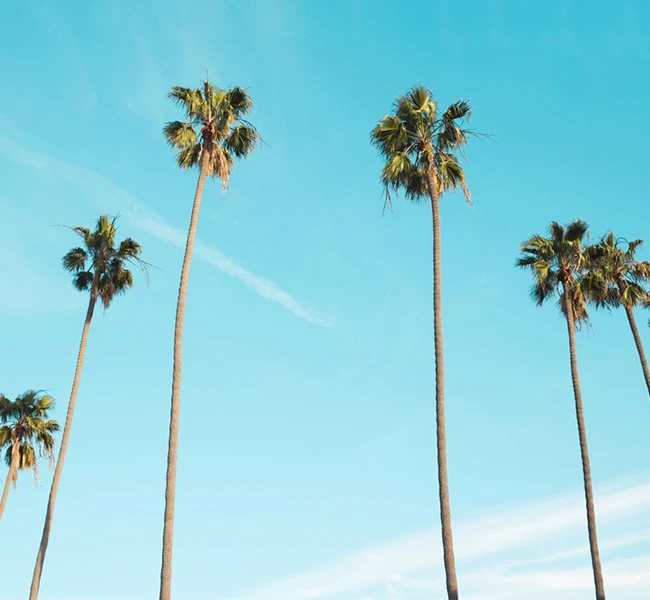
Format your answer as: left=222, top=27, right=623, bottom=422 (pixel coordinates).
left=0, top=391, right=59, bottom=485
left=371, top=85, right=472, bottom=208
left=62, top=215, right=146, bottom=308
left=516, top=219, right=593, bottom=323
left=163, top=81, right=259, bottom=188
left=586, top=232, right=650, bottom=310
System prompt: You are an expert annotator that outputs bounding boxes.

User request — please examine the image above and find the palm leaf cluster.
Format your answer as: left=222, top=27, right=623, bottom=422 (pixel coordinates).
left=163, top=81, right=258, bottom=189
left=516, top=220, right=593, bottom=323
left=586, top=232, right=650, bottom=312
left=62, top=215, right=148, bottom=308
left=0, top=391, right=59, bottom=485
left=371, top=85, right=472, bottom=209
left=517, top=221, right=650, bottom=322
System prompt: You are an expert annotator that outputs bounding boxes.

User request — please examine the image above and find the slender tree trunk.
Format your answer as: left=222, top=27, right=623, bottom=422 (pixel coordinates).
left=426, top=171, right=459, bottom=600
left=29, top=289, right=98, bottom=599
left=623, top=305, right=650, bottom=397
left=0, top=439, right=19, bottom=521
left=563, top=286, right=606, bottom=600
left=159, top=151, right=210, bottom=600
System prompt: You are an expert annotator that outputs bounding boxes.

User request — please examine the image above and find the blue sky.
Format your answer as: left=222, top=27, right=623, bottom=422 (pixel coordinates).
left=1, top=1, right=650, bottom=598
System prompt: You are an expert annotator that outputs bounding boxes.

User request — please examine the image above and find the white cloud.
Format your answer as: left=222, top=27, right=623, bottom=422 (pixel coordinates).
left=0, top=135, right=332, bottom=327
left=226, top=476, right=650, bottom=600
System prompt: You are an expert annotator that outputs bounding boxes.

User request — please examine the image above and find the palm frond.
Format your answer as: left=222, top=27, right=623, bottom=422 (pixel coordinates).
left=224, top=86, right=253, bottom=116
left=72, top=271, right=94, bottom=291
left=176, top=145, right=202, bottom=170
left=442, top=100, right=472, bottom=122
left=438, top=156, right=471, bottom=204
left=371, top=115, right=410, bottom=156
left=118, top=238, right=143, bottom=260
left=223, top=125, right=259, bottom=158
left=163, top=121, right=198, bottom=150
left=565, top=219, right=589, bottom=243
left=62, top=247, right=87, bottom=273
left=167, top=87, right=205, bottom=120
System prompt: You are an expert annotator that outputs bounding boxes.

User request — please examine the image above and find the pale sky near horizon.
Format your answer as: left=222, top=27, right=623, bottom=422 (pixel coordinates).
left=1, top=1, right=650, bottom=599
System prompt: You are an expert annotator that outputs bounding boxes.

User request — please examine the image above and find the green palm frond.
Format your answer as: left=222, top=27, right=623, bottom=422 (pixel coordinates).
left=371, top=115, right=409, bottom=156
left=163, top=121, right=198, bottom=150
left=438, top=156, right=471, bottom=204
left=224, top=125, right=259, bottom=158
left=224, top=86, right=253, bottom=115
left=437, top=122, right=470, bottom=152
left=62, top=247, right=88, bottom=272
left=72, top=271, right=94, bottom=292
left=167, top=87, right=205, bottom=120
left=443, top=100, right=472, bottom=122
left=565, top=219, right=589, bottom=243
left=118, top=238, right=143, bottom=260
left=176, top=145, right=202, bottom=170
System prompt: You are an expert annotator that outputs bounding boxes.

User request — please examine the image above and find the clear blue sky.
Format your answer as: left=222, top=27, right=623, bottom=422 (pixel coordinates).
left=1, top=1, right=650, bottom=598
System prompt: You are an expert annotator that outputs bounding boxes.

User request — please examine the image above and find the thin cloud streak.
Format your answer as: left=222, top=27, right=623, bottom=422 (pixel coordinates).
left=0, top=135, right=332, bottom=327
left=227, top=477, right=650, bottom=600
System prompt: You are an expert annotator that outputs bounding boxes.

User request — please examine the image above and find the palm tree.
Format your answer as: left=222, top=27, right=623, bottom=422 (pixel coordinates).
left=29, top=215, right=146, bottom=599
left=586, top=232, right=650, bottom=396
left=371, top=85, right=474, bottom=600
left=0, top=391, right=59, bottom=521
left=160, top=80, right=258, bottom=600
left=517, top=220, right=606, bottom=600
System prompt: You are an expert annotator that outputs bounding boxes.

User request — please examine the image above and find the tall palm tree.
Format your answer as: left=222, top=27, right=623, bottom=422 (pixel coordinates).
left=29, top=215, right=146, bottom=599
left=160, top=80, right=258, bottom=600
left=586, top=232, right=650, bottom=396
left=371, top=85, right=474, bottom=600
left=0, top=391, right=59, bottom=521
left=517, top=220, right=606, bottom=600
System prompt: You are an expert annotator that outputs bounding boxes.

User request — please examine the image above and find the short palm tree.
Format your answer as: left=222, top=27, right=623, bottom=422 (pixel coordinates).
left=0, top=391, right=59, bottom=521
left=160, top=80, right=258, bottom=600
left=517, top=220, right=606, bottom=600
left=29, top=215, right=146, bottom=599
left=586, top=232, right=650, bottom=396
left=371, top=85, right=474, bottom=600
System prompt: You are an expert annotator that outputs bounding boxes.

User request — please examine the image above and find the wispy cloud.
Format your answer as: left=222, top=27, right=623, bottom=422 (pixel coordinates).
left=0, top=134, right=332, bottom=327
left=226, top=476, right=650, bottom=600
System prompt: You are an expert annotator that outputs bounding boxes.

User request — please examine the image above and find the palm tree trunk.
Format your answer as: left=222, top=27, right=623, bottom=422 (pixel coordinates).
left=29, top=288, right=98, bottom=599
left=0, top=439, right=19, bottom=521
left=563, top=286, right=606, bottom=600
left=623, top=305, right=650, bottom=397
left=159, top=151, right=210, bottom=600
left=426, top=171, right=459, bottom=600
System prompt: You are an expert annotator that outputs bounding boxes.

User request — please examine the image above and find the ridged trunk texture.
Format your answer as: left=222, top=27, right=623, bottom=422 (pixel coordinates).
left=563, top=285, right=606, bottom=600
left=0, top=439, right=19, bottom=521
left=159, top=150, right=210, bottom=600
left=29, top=288, right=98, bottom=599
left=624, top=305, right=650, bottom=397
left=426, top=171, right=459, bottom=600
